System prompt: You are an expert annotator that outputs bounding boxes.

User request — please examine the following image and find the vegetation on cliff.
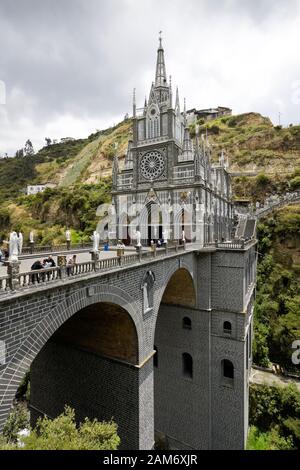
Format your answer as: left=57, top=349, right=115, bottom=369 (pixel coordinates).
left=253, top=204, right=300, bottom=369
left=248, top=383, right=300, bottom=450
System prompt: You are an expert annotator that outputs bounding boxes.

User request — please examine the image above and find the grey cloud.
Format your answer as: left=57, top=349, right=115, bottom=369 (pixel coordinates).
left=0, top=0, right=299, bottom=155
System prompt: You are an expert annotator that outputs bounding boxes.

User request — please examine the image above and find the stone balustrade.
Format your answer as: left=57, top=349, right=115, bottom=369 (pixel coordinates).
left=0, top=244, right=186, bottom=296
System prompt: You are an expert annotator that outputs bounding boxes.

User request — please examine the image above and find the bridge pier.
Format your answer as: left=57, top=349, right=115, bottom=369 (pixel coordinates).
left=0, top=245, right=256, bottom=449
left=30, top=339, right=154, bottom=449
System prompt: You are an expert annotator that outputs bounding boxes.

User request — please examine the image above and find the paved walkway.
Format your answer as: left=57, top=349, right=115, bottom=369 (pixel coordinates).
left=250, top=367, right=300, bottom=390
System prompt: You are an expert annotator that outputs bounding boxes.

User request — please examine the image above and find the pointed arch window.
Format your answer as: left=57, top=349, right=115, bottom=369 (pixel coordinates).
left=182, top=353, right=193, bottom=379
left=221, top=359, right=234, bottom=387
left=141, top=270, right=155, bottom=313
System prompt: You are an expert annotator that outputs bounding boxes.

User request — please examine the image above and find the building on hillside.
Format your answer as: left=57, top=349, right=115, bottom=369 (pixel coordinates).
left=26, top=183, right=56, bottom=195
left=60, top=137, right=75, bottom=143
left=186, top=106, right=232, bottom=125
left=112, top=37, right=234, bottom=246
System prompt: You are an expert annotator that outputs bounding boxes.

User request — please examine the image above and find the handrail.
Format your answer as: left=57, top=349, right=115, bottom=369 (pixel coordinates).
left=21, top=242, right=95, bottom=255
left=0, top=244, right=187, bottom=296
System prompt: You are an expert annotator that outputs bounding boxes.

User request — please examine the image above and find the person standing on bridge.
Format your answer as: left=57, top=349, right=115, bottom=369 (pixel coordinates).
left=67, top=254, right=77, bottom=276
left=30, top=259, right=43, bottom=284
left=45, top=255, right=56, bottom=268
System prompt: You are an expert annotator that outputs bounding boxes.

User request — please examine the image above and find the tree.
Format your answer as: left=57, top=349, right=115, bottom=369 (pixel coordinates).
left=45, top=137, right=52, bottom=146
left=0, top=406, right=120, bottom=450
left=15, top=149, right=24, bottom=158
left=24, top=139, right=34, bottom=157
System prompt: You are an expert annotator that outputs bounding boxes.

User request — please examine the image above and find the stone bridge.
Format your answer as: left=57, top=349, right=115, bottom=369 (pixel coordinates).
left=255, top=191, right=300, bottom=219
left=0, top=241, right=256, bottom=450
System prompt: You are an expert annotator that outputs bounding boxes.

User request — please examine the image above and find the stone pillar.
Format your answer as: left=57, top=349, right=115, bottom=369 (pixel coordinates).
left=90, top=251, right=100, bottom=270
left=7, top=261, right=21, bottom=291
left=136, top=245, right=142, bottom=262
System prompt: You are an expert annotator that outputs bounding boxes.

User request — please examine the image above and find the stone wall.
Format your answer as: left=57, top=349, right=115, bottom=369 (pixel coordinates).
left=0, top=246, right=255, bottom=449
left=30, top=340, right=142, bottom=449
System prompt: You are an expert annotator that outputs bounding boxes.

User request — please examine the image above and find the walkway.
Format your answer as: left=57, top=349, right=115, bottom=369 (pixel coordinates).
left=250, top=367, right=300, bottom=391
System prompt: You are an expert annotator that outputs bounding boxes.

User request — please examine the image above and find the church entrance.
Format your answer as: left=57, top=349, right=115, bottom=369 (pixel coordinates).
left=140, top=202, right=163, bottom=246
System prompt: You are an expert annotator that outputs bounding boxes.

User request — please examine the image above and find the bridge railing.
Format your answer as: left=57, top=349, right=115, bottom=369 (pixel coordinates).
left=204, top=239, right=255, bottom=249
left=0, top=275, right=9, bottom=292
left=21, top=242, right=94, bottom=255
left=0, top=244, right=187, bottom=296
left=18, top=267, right=61, bottom=287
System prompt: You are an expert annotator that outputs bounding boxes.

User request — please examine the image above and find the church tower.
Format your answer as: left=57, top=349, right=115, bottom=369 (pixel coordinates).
left=112, top=35, right=234, bottom=245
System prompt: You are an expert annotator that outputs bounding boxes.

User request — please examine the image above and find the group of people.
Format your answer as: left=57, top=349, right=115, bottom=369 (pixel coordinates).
left=30, top=254, right=77, bottom=283
left=30, top=256, right=56, bottom=283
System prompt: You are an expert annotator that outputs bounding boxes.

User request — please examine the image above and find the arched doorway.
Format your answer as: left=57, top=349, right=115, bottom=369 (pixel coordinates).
left=174, top=207, right=193, bottom=243
left=139, top=202, right=164, bottom=246
left=153, top=268, right=197, bottom=449
left=29, top=302, right=139, bottom=449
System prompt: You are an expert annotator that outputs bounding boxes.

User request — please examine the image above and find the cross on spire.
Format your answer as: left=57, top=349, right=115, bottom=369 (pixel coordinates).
left=159, top=30, right=162, bottom=48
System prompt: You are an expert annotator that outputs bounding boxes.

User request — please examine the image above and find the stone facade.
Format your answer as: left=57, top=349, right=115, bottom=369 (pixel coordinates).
left=0, top=244, right=256, bottom=449
left=112, top=38, right=234, bottom=246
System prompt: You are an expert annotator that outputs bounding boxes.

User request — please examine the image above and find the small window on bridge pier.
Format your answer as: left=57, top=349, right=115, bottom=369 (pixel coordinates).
left=182, top=353, right=193, bottom=379
left=182, top=316, right=192, bottom=330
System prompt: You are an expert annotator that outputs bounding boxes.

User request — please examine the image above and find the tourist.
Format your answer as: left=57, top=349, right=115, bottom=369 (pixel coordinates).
left=67, top=255, right=77, bottom=276
left=31, top=259, right=43, bottom=283
left=43, top=258, right=53, bottom=280
left=45, top=255, right=56, bottom=267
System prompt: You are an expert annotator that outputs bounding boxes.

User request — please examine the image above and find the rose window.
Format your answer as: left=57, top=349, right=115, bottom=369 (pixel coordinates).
left=140, top=151, right=165, bottom=180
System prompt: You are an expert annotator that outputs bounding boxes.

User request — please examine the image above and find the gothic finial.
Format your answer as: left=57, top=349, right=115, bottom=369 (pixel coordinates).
left=169, top=75, right=172, bottom=107
left=133, top=88, right=136, bottom=117
left=159, top=30, right=163, bottom=49
left=155, top=34, right=167, bottom=86
left=184, top=98, right=187, bottom=125
left=175, top=86, right=180, bottom=110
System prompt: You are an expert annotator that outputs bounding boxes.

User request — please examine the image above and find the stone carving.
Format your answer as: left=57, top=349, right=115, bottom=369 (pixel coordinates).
left=9, top=232, right=19, bottom=262
left=135, top=230, right=142, bottom=247
left=65, top=230, right=71, bottom=241
left=92, top=231, right=100, bottom=252
left=140, top=151, right=165, bottom=180
left=18, top=232, right=23, bottom=255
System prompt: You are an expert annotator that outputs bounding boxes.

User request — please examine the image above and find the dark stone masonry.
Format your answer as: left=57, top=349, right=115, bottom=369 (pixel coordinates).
left=0, top=246, right=256, bottom=449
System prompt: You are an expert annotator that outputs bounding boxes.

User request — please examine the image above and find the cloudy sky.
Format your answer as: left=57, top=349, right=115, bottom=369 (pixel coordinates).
left=0, top=0, right=300, bottom=156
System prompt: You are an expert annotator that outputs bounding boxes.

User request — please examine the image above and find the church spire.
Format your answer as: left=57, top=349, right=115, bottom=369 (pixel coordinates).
left=133, top=88, right=136, bottom=118
left=175, top=86, right=180, bottom=111
left=112, top=153, right=119, bottom=189
left=155, top=31, right=167, bottom=87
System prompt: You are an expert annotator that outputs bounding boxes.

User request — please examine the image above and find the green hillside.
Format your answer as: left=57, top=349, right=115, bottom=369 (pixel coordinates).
left=0, top=112, right=300, bottom=244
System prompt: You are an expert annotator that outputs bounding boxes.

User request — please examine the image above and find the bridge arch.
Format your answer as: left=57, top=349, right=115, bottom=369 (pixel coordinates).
left=0, top=285, right=146, bottom=442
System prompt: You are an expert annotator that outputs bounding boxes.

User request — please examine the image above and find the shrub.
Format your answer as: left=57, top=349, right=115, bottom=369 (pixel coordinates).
left=256, top=173, right=271, bottom=186
left=3, top=404, right=29, bottom=443
left=247, top=426, right=294, bottom=450
left=0, top=406, right=120, bottom=450
left=290, top=176, right=300, bottom=190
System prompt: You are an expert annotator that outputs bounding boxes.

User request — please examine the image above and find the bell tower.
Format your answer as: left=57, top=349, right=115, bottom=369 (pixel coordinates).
left=112, top=35, right=234, bottom=246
